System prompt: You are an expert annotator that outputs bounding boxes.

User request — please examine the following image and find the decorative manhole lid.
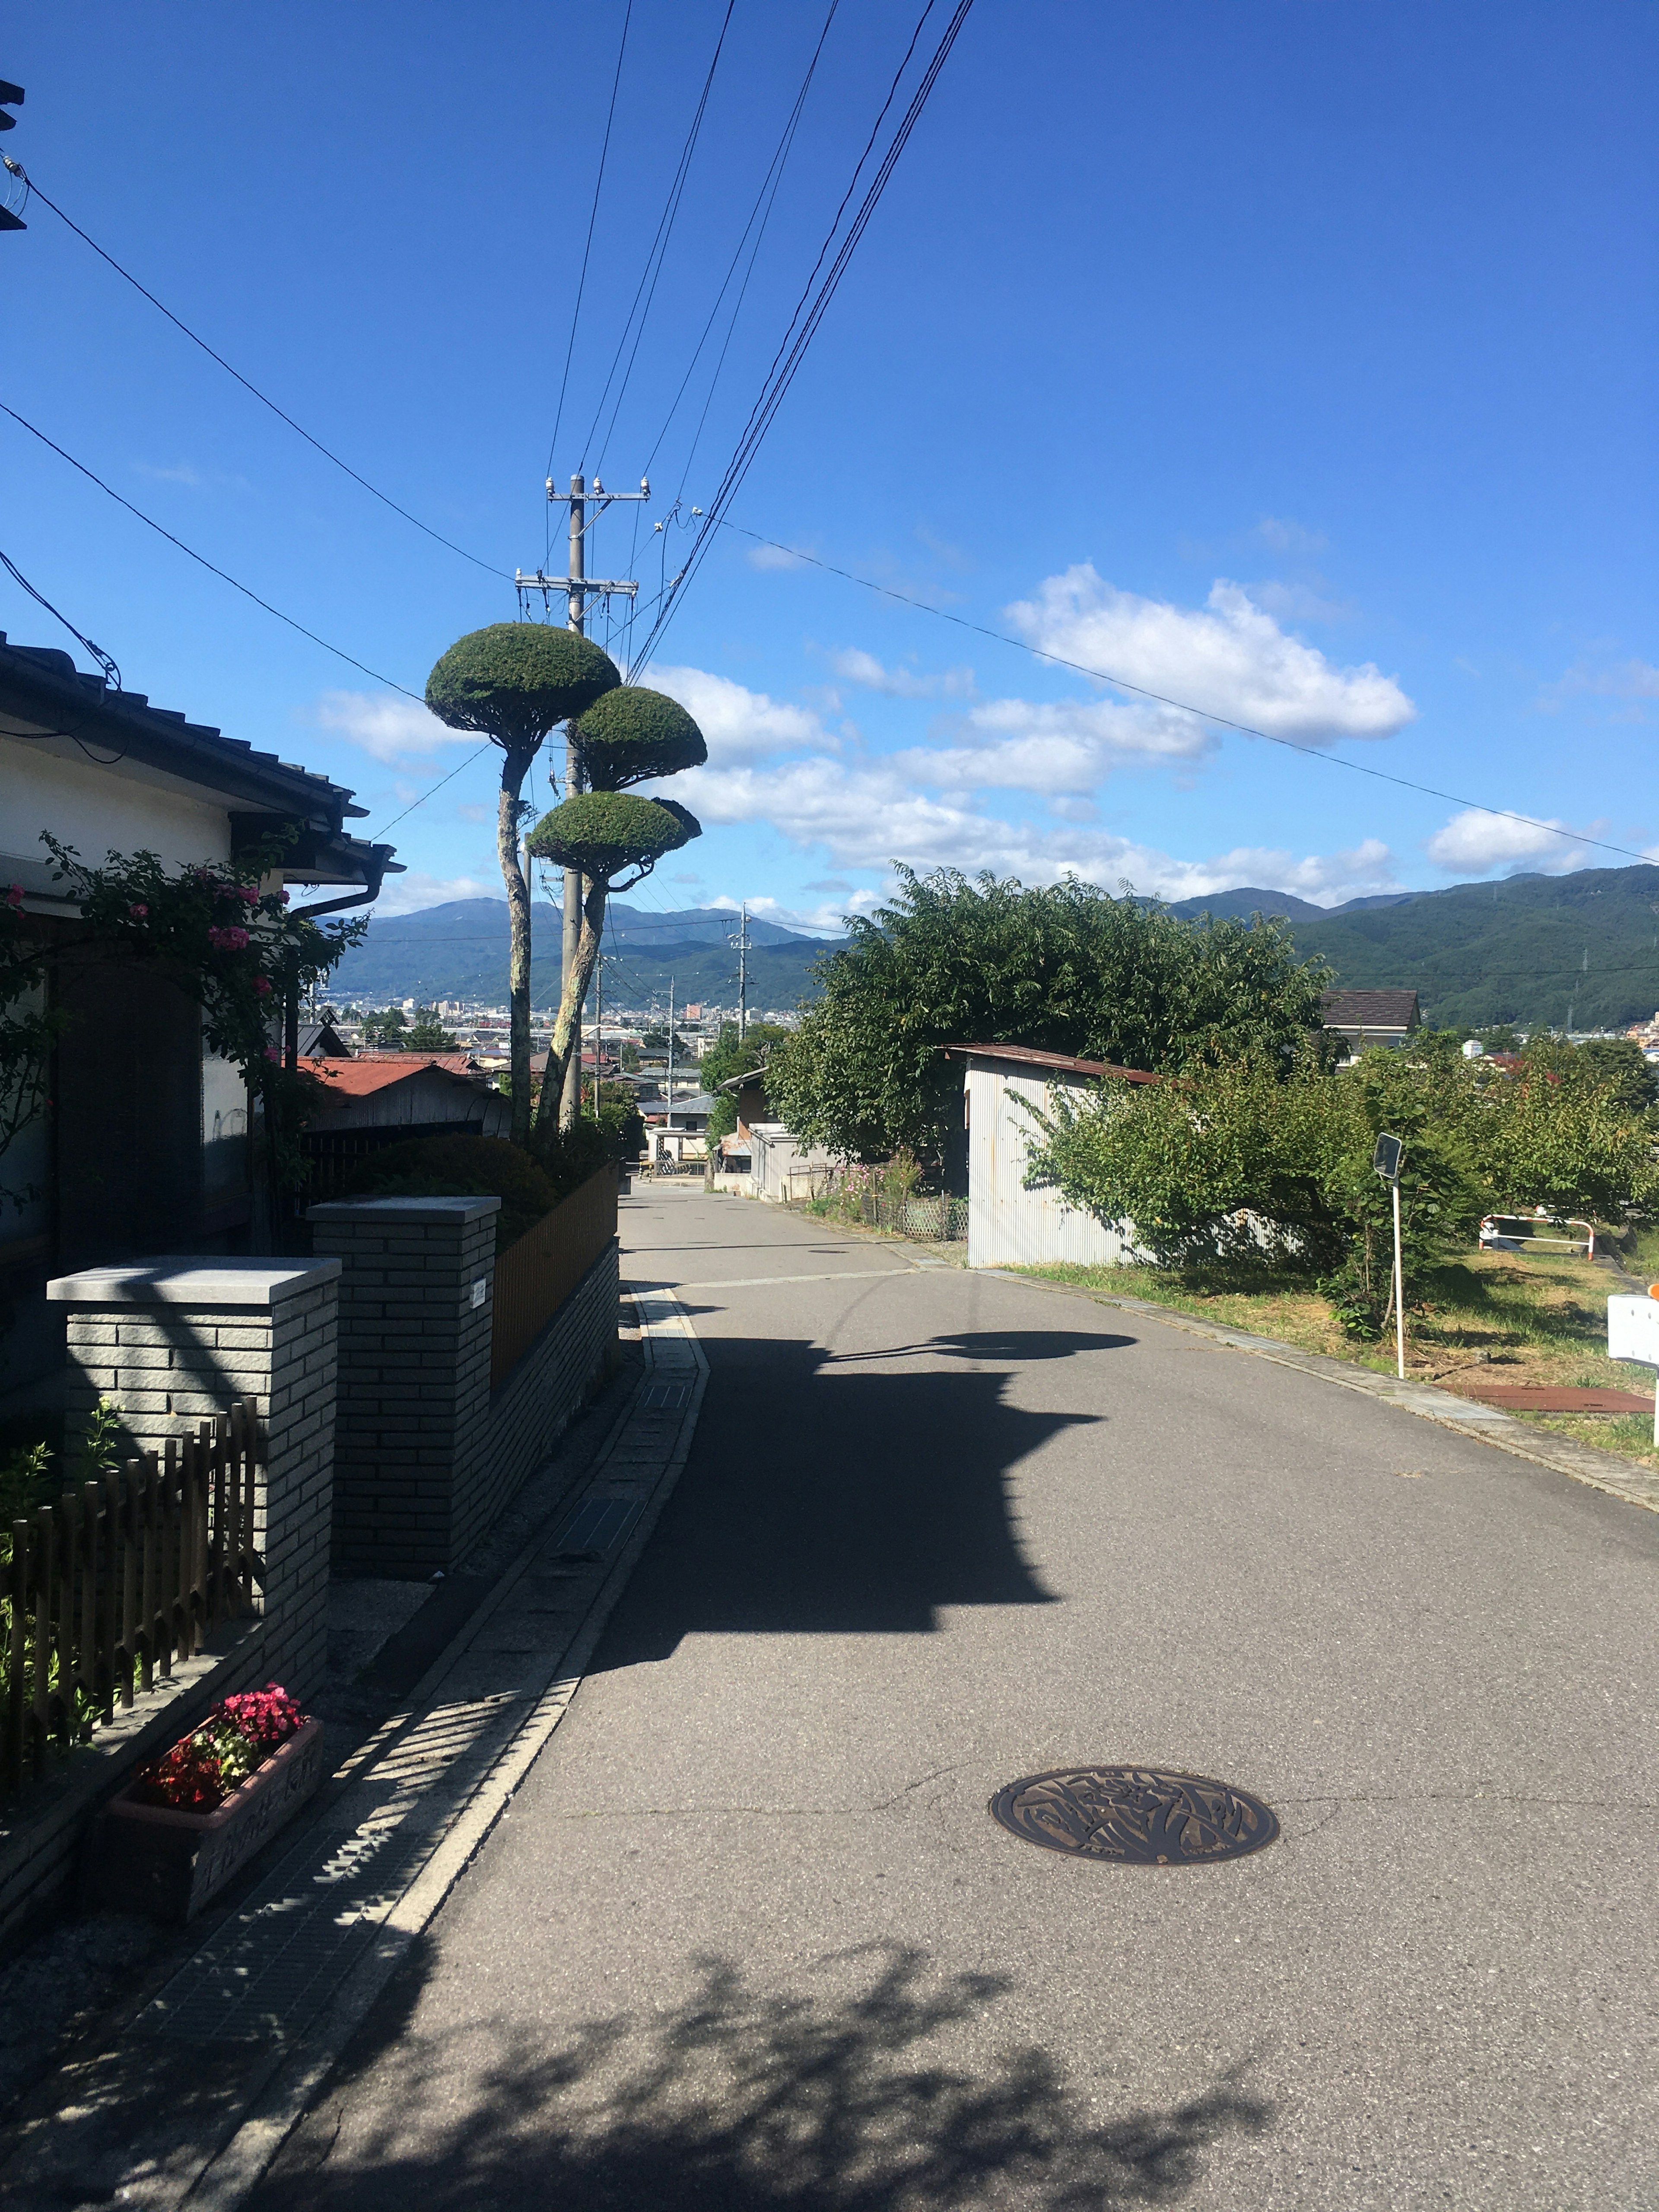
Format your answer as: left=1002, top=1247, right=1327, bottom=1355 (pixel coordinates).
left=989, top=1765, right=1278, bottom=1866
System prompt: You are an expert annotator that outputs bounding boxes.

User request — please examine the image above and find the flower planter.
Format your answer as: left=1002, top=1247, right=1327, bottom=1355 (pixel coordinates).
left=91, top=1717, right=326, bottom=1922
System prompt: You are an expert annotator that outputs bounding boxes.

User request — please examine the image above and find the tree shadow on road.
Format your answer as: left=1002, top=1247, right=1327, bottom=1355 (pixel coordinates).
left=258, top=1940, right=1273, bottom=2211
left=592, top=1338, right=1107, bottom=1662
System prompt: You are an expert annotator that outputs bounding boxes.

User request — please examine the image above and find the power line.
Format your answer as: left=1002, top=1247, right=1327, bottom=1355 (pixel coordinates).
left=1, top=399, right=429, bottom=703
left=0, top=546, right=120, bottom=686
left=580, top=2, right=735, bottom=476
left=630, top=0, right=976, bottom=672
left=10, top=163, right=509, bottom=579
left=715, top=521, right=1659, bottom=872
left=544, top=0, right=633, bottom=562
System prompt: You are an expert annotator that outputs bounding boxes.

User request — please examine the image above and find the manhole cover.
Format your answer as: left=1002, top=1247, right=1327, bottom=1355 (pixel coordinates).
left=989, top=1765, right=1278, bottom=1866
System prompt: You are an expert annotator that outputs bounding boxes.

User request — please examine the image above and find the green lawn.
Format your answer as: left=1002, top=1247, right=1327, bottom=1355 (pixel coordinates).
left=1018, top=1243, right=1659, bottom=1474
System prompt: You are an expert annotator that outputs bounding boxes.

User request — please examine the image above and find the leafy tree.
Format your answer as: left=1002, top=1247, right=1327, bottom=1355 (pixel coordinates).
left=404, top=1006, right=458, bottom=1051
left=1572, top=1036, right=1658, bottom=1117
left=359, top=1007, right=407, bottom=1047
left=526, top=686, right=706, bottom=1134
left=1472, top=1042, right=1659, bottom=1220
left=426, top=624, right=620, bottom=1144
left=700, top=1021, right=795, bottom=1140
left=766, top=866, right=1329, bottom=1173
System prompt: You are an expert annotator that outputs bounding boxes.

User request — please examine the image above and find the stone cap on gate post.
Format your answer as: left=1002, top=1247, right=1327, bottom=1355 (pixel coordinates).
left=46, top=1257, right=343, bottom=1307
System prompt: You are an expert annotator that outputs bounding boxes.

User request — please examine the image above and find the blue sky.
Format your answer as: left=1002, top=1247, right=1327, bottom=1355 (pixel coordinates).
left=5, top=2, right=1656, bottom=932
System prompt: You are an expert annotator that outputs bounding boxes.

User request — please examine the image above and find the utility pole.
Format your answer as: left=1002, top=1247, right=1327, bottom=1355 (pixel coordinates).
left=731, top=901, right=750, bottom=1041
left=591, top=944, right=602, bottom=1121
left=518, top=471, right=649, bottom=1127
left=666, top=978, right=676, bottom=1152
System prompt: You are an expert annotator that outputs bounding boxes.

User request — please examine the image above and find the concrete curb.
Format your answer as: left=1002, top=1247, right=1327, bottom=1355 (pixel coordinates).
left=985, top=1267, right=1659, bottom=1517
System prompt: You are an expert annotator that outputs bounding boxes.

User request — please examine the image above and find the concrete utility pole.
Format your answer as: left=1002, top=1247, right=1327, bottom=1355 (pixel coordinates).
left=666, top=978, right=676, bottom=1140
left=731, top=902, right=751, bottom=1041
left=518, top=472, right=648, bottom=1127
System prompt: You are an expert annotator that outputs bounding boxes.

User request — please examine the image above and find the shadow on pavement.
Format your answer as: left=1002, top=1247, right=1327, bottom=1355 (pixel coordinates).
left=594, top=1338, right=1102, bottom=1663
left=254, top=1939, right=1273, bottom=2210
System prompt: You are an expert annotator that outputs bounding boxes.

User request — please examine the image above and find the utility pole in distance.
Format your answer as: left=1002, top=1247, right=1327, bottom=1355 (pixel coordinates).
left=518, top=471, right=648, bottom=1127
left=730, top=901, right=751, bottom=1041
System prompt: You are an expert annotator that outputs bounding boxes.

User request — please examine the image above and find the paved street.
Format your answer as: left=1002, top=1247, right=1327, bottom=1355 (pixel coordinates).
left=257, top=1186, right=1659, bottom=2209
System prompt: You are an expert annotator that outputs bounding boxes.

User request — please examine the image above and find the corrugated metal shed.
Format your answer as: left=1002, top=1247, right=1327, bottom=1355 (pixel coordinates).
left=945, top=1045, right=1153, bottom=1270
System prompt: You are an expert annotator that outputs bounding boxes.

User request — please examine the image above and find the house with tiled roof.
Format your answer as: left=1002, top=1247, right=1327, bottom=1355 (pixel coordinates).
left=0, top=634, right=400, bottom=1417
left=1319, top=988, right=1422, bottom=1059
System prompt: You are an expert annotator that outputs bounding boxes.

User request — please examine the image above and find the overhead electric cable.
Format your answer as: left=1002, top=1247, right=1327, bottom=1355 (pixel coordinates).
left=581, top=1, right=735, bottom=475
left=642, top=2, right=838, bottom=480
left=717, top=521, right=1657, bottom=871
left=10, top=164, right=509, bottom=578
left=544, top=0, right=633, bottom=562
left=629, top=0, right=975, bottom=671
left=0, top=546, right=120, bottom=687
left=2, top=400, right=427, bottom=704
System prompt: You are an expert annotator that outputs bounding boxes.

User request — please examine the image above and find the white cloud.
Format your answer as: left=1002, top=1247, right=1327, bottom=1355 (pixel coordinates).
left=745, top=541, right=807, bottom=572
left=1426, top=807, right=1601, bottom=877
left=830, top=648, right=976, bottom=699
left=648, top=666, right=828, bottom=763
left=1247, top=579, right=1355, bottom=625
left=317, top=690, right=474, bottom=766
left=1545, top=657, right=1659, bottom=716
left=369, top=869, right=498, bottom=916
left=1007, top=567, right=1416, bottom=744
left=677, top=753, right=1399, bottom=906
left=1254, top=516, right=1329, bottom=556
left=706, top=890, right=879, bottom=937
left=913, top=696, right=1213, bottom=792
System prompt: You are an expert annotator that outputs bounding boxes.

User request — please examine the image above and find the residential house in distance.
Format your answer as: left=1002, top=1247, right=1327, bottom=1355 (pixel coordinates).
left=947, top=1043, right=1157, bottom=1268
left=1320, top=988, right=1421, bottom=1061
left=0, top=634, right=398, bottom=1417
left=300, top=1052, right=512, bottom=1200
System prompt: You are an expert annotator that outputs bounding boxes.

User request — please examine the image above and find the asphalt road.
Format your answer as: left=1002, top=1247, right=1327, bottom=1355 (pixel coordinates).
left=258, top=1188, right=1659, bottom=2209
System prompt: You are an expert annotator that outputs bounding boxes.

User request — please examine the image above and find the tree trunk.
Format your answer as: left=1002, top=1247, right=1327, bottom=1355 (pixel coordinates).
left=496, top=753, right=534, bottom=1148
left=540, top=875, right=608, bottom=1134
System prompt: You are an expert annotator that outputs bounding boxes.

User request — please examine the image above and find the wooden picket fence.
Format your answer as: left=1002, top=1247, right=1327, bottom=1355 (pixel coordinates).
left=2, top=1400, right=263, bottom=1804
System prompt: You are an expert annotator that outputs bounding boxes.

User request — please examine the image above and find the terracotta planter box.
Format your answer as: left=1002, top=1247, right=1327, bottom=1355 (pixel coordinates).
left=92, top=1718, right=326, bottom=1922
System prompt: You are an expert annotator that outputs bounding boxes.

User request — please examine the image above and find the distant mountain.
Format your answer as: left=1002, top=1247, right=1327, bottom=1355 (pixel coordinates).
left=328, top=899, right=840, bottom=1013
left=1286, top=865, right=1659, bottom=1030
left=1164, top=885, right=1414, bottom=923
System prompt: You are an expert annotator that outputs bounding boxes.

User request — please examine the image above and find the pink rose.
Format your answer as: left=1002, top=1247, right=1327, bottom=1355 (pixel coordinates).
left=279, top=889, right=290, bottom=906
left=265, top=1046, right=282, bottom=1062
left=128, top=902, right=149, bottom=919
left=6, top=884, right=24, bottom=909
left=207, top=924, right=251, bottom=951
left=239, top=885, right=259, bottom=904
left=255, top=976, right=273, bottom=997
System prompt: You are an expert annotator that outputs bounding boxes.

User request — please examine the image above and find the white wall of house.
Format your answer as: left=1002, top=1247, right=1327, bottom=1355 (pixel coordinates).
left=1, top=739, right=232, bottom=892
left=964, top=1059, right=1137, bottom=1269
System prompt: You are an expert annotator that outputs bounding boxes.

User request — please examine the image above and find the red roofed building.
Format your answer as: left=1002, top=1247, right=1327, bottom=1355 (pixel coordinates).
left=302, top=1055, right=512, bottom=1200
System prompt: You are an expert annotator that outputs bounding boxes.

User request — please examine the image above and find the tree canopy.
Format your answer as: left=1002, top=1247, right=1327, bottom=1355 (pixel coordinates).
left=525, top=792, right=699, bottom=887
left=425, top=625, right=620, bottom=752
left=699, top=1021, right=796, bottom=1139
left=575, top=686, right=708, bottom=790
left=764, top=866, right=1330, bottom=1170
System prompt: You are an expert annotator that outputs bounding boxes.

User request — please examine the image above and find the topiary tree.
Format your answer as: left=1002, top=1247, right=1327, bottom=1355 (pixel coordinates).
left=425, top=624, right=619, bottom=1143
left=527, top=699, right=703, bottom=1131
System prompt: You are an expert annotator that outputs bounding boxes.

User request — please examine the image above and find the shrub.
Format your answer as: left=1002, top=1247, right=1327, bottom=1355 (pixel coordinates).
left=344, top=1134, right=558, bottom=1251
left=574, top=685, right=707, bottom=791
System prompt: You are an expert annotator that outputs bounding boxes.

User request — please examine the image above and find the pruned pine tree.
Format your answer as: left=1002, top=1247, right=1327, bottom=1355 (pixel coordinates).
left=425, top=625, right=619, bottom=1144
left=528, top=686, right=706, bottom=1132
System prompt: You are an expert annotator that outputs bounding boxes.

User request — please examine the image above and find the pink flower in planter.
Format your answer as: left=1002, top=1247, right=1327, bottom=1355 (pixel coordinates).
left=207, top=924, right=251, bottom=951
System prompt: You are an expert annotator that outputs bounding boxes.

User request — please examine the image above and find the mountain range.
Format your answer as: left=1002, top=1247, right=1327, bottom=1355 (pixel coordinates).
left=329, top=867, right=1659, bottom=1032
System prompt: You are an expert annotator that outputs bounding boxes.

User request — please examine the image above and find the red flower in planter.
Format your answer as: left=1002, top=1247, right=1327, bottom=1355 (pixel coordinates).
left=130, top=1684, right=308, bottom=1811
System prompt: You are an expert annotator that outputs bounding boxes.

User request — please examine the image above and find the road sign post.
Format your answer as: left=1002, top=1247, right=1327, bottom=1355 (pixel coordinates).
left=1373, top=1132, right=1406, bottom=1381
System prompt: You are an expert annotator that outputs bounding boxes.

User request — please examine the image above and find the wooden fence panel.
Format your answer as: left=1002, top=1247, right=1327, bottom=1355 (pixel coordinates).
left=0, top=1398, right=265, bottom=1805
left=490, top=1166, right=617, bottom=1391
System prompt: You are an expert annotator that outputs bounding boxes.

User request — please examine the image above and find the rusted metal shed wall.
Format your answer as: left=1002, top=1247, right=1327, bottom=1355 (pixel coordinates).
left=964, top=1059, right=1138, bottom=1269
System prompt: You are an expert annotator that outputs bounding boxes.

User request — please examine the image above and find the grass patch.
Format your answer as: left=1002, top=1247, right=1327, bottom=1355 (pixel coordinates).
left=1018, top=1246, right=1659, bottom=1473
